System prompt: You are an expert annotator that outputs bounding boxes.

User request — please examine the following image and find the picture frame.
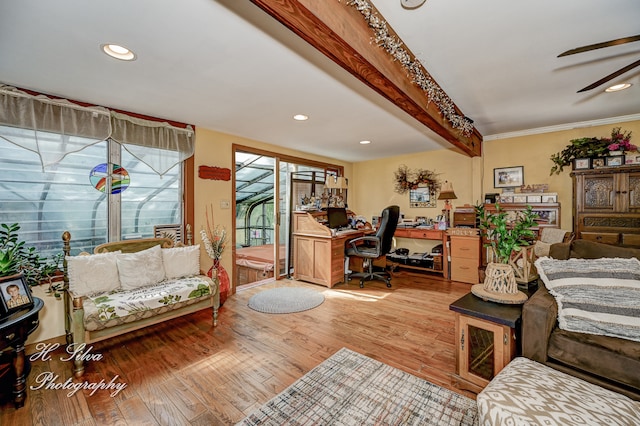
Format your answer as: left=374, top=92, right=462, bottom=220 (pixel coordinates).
left=513, top=195, right=527, bottom=203
left=0, top=273, right=34, bottom=316
left=494, top=166, right=524, bottom=188
left=626, top=154, right=640, bottom=165
left=527, top=195, right=542, bottom=203
left=606, top=155, right=624, bottom=167
left=541, top=194, right=557, bottom=203
left=592, top=158, right=606, bottom=168
left=154, top=224, right=183, bottom=245
left=409, top=184, right=436, bottom=208
left=573, top=158, right=591, bottom=170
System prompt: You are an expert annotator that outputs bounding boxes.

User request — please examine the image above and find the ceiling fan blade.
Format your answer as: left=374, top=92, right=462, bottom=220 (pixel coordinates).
left=559, top=34, right=640, bottom=57
left=577, top=58, right=640, bottom=92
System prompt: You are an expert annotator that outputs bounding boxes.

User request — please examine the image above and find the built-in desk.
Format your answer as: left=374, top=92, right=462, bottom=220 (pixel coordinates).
left=391, top=228, right=450, bottom=280
left=292, top=211, right=372, bottom=287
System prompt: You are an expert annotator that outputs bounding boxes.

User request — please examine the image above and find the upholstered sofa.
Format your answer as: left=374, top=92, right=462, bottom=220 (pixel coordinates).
left=62, top=232, right=219, bottom=377
left=522, top=239, right=640, bottom=400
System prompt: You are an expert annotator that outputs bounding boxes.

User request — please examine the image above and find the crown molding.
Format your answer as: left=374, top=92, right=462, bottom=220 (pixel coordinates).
left=484, top=114, right=640, bottom=141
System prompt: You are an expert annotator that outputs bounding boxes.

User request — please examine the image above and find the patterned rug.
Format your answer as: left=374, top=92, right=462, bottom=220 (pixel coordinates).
left=237, top=348, right=478, bottom=425
left=247, top=287, right=325, bottom=314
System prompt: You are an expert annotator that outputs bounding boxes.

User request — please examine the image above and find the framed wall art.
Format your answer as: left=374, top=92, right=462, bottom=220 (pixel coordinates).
left=0, top=273, right=33, bottom=316
left=409, top=184, right=436, bottom=208
left=494, top=166, right=524, bottom=188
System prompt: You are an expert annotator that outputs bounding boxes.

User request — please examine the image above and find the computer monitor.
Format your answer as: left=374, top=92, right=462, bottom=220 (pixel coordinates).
left=327, top=207, right=349, bottom=229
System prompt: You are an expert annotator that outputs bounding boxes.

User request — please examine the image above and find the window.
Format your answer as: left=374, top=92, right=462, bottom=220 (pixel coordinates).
left=0, top=130, right=182, bottom=257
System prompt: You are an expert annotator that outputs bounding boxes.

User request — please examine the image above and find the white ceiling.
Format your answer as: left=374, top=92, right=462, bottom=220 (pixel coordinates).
left=1, top=0, right=639, bottom=162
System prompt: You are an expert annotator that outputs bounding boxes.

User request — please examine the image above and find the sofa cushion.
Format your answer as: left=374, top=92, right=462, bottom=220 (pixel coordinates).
left=549, top=328, right=640, bottom=392
left=536, top=256, right=640, bottom=343
left=162, top=245, right=200, bottom=279
left=66, top=251, right=121, bottom=297
left=83, top=276, right=213, bottom=331
left=571, top=239, right=640, bottom=259
left=116, top=244, right=166, bottom=290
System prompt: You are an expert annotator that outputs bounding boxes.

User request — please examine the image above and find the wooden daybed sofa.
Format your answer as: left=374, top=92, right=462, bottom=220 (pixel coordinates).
left=62, top=231, right=219, bottom=377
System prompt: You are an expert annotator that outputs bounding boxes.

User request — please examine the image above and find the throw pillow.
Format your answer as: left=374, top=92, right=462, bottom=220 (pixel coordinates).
left=162, top=245, right=200, bottom=279
left=116, top=244, right=166, bottom=290
left=535, top=256, right=640, bottom=343
left=66, top=251, right=121, bottom=297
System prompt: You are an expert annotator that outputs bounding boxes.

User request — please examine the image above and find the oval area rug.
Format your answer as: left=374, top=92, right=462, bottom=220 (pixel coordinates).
left=248, top=287, right=325, bottom=314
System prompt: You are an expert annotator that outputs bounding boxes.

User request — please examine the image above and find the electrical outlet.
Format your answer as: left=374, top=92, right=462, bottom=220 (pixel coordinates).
left=220, top=200, right=230, bottom=209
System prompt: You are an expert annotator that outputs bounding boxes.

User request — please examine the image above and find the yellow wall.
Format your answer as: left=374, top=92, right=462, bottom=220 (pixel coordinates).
left=482, top=120, right=640, bottom=229
left=193, top=128, right=352, bottom=289
left=352, top=120, right=640, bottom=236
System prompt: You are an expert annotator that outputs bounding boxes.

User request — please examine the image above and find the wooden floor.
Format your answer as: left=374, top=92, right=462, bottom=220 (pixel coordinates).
left=2, top=272, right=474, bottom=425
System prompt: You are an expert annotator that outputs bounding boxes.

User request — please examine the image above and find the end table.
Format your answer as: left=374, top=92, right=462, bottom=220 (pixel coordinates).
left=449, top=291, right=531, bottom=393
left=0, top=297, right=43, bottom=408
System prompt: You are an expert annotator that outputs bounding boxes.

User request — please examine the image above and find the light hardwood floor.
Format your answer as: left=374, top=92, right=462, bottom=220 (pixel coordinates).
left=2, top=272, right=474, bottom=425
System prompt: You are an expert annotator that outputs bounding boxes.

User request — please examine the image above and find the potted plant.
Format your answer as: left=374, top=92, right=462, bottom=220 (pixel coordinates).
left=473, top=204, right=538, bottom=303
left=0, top=223, right=63, bottom=296
left=550, top=127, right=634, bottom=175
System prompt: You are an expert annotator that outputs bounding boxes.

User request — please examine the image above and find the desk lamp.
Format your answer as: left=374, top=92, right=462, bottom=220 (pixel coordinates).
left=437, top=181, right=457, bottom=227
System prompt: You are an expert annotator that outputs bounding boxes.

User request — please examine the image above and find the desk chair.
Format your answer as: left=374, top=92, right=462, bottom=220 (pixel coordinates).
left=346, top=205, right=400, bottom=288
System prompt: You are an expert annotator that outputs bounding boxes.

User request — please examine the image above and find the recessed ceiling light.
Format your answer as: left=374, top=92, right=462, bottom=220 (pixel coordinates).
left=101, top=44, right=136, bottom=61
left=605, top=83, right=631, bottom=92
left=359, top=140, right=371, bottom=145
left=293, top=114, right=309, bottom=121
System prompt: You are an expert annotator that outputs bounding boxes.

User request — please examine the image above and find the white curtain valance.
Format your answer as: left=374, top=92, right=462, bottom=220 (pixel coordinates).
left=0, top=85, right=194, bottom=175
left=110, top=111, right=194, bottom=177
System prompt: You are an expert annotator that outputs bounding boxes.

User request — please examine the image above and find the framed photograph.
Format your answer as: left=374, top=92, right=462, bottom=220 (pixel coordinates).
left=0, top=273, right=34, bottom=316
left=573, top=158, right=591, bottom=170
left=542, top=194, right=557, bottom=203
left=500, top=195, right=514, bottom=203
left=606, top=155, right=624, bottom=167
left=409, top=184, right=436, bottom=208
left=592, top=158, right=606, bottom=168
left=484, top=193, right=499, bottom=204
left=513, top=195, right=527, bottom=203
left=494, top=166, right=524, bottom=188
left=154, top=224, right=183, bottom=245
left=527, top=195, right=542, bottom=203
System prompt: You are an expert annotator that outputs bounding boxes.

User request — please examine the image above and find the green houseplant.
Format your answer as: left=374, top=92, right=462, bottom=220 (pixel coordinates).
left=550, top=127, right=634, bottom=175
left=0, top=223, right=62, bottom=289
left=475, top=203, right=538, bottom=264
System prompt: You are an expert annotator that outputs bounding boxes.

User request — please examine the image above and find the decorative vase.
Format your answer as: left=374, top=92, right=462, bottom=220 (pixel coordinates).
left=208, top=259, right=230, bottom=306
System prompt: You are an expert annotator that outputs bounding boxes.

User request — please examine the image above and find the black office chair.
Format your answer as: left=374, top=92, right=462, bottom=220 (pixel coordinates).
left=346, top=205, right=400, bottom=288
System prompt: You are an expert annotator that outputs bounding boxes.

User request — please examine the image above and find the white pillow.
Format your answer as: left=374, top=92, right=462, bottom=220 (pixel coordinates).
left=162, top=245, right=200, bottom=279
left=66, top=251, right=121, bottom=297
left=116, top=244, right=166, bottom=290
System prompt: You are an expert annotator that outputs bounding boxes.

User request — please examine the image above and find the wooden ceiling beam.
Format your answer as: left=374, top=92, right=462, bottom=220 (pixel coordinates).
left=250, top=0, right=482, bottom=157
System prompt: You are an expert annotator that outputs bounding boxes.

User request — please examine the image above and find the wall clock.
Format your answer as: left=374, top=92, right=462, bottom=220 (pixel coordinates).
left=401, top=0, right=426, bottom=9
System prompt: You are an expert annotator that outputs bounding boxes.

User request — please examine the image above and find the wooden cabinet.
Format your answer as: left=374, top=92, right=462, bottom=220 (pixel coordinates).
left=292, top=211, right=372, bottom=287
left=449, top=231, right=481, bottom=284
left=449, top=293, right=520, bottom=393
left=572, top=166, right=640, bottom=247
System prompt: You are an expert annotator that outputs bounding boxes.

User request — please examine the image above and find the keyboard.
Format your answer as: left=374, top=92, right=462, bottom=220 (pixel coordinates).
left=335, top=228, right=359, bottom=236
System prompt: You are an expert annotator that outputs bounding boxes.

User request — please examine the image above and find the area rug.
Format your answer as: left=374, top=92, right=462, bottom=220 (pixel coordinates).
left=237, top=347, right=478, bottom=425
left=247, top=287, right=325, bottom=314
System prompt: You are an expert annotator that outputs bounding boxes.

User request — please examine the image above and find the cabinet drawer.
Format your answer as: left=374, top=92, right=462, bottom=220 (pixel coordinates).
left=451, top=240, right=480, bottom=259
left=451, top=257, right=479, bottom=284
left=580, top=232, right=620, bottom=245
left=621, top=233, right=640, bottom=247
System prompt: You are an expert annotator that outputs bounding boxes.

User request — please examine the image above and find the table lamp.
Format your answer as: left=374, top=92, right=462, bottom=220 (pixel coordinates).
left=437, top=181, right=457, bottom=227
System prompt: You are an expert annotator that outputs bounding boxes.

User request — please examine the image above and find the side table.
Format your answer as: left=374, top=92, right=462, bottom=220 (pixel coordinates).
left=0, top=297, right=43, bottom=408
left=449, top=291, right=532, bottom=393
